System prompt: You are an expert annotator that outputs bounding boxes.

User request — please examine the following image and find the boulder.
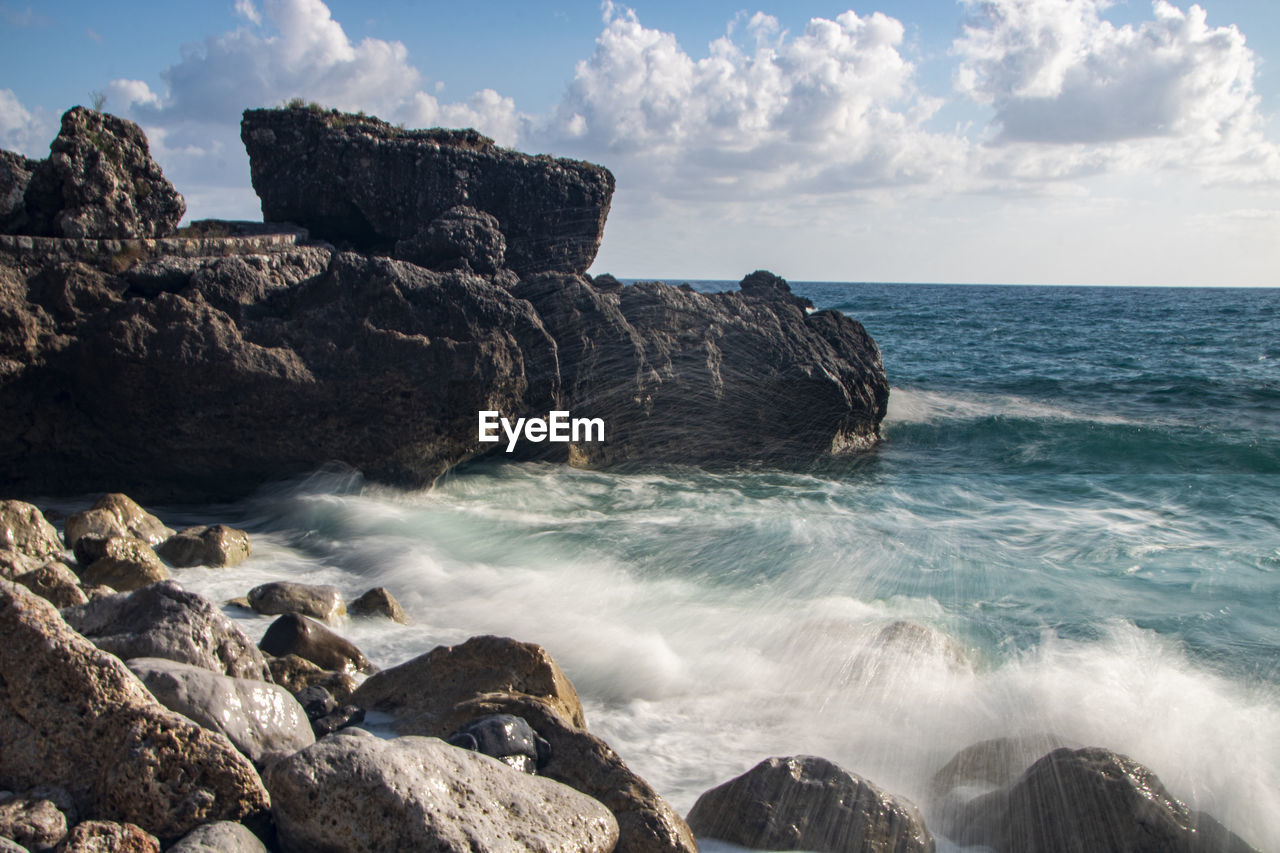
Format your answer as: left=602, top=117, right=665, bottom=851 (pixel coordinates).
left=310, top=704, right=365, bottom=737
left=949, top=747, right=1261, bottom=853
left=395, top=205, right=507, bottom=274
left=447, top=713, right=550, bottom=774
left=929, top=733, right=1071, bottom=799
left=0, top=788, right=69, bottom=851
left=156, top=524, right=251, bottom=567
left=266, top=653, right=358, bottom=703
left=127, top=657, right=314, bottom=764
left=686, top=755, right=934, bottom=853
left=397, top=693, right=695, bottom=853
left=348, top=586, right=408, bottom=623
left=55, top=820, right=159, bottom=853
left=293, top=685, right=337, bottom=720
left=263, top=734, right=618, bottom=853
left=167, top=821, right=267, bottom=853
left=0, top=549, right=37, bottom=581
left=258, top=613, right=372, bottom=674
left=242, top=107, right=613, bottom=276
left=0, top=149, right=37, bottom=233
left=14, top=559, right=87, bottom=607
left=63, top=493, right=174, bottom=549
left=0, top=500, right=63, bottom=560
left=62, top=580, right=272, bottom=681
left=75, top=535, right=169, bottom=591
left=0, top=580, right=269, bottom=840
left=353, top=634, right=585, bottom=730
left=247, top=581, right=345, bottom=623
left=0, top=838, right=24, bottom=853
left=22, top=107, right=183, bottom=239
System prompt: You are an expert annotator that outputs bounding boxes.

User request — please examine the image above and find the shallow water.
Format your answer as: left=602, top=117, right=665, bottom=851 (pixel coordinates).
left=135, top=282, right=1279, bottom=850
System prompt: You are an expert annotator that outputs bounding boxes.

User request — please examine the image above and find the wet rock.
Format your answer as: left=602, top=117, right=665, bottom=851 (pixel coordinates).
left=949, top=746, right=1260, bottom=853
left=247, top=581, right=345, bottom=623
left=448, top=713, right=550, bottom=774
left=64, top=493, right=174, bottom=549
left=929, top=733, right=1072, bottom=799
left=395, top=205, right=507, bottom=274
left=266, top=653, right=358, bottom=703
left=0, top=500, right=63, bottom=561
left=62, top=580, right=272, bottom=680
left=22, top=107, right=184, bottom=239
left=0, top=580, right=269, bottom=840
left=310, top=704, right=365, bottom=737
left=0, top=149, right=37, bottom=232
left=167, top=821, right=267, bottom=853
left=242, top=107, right=613, bottom=276
left=353, top=634, right=585, bottom=730
left=14, top=559, right=87, bottom=607
left=157, top=524, right=251, bottom=568
left=293, top=685, right=338, bottom=720
left=127, top=657, right=314, bottom=764
left=258, top=613, right=372, bottom=674
left=55, top=820, right=159, bottom=853
left=75, top=535, right=169, bottom=592
left=264, top=734, right=618, bottom=853
left=408, top=693, right=695, bottom=853
left=0, top=789, right=68, bottom=851
left=348, top=586, right=408, bottom=623
left=686, top=755, right=934, bottom=853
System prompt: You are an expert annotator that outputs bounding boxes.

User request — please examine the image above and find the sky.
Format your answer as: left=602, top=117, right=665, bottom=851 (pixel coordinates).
left=1, top=0, right=1278, bottom=285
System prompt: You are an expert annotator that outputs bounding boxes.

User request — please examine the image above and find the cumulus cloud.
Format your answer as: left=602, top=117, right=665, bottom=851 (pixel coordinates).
left=0, top=88, right=53, bottom=156
left=954, top=0, right=1280, bottom=181
left=539, top=5, right=966, bottom=198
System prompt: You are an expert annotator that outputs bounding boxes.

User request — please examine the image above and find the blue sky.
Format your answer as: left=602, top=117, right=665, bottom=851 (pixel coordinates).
left=2, top=0, right=1279, bottom=285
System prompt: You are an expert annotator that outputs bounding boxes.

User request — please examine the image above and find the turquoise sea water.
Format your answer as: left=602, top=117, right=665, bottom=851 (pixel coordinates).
left=164, top=282, right=1280, bottom=851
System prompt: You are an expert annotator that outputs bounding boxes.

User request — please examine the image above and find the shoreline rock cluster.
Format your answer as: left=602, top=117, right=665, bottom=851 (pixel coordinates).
left=3, top=493, right=1265, bottom=852
left=1, top=104, right=888, bottom=501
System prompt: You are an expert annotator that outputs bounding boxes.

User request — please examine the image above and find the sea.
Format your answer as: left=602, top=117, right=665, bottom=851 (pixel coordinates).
left=136, top=282, right=1279, bottom=851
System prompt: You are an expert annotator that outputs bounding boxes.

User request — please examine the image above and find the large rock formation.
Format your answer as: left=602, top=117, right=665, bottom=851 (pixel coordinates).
left=241, top=106, right=613, bottom=276
left=22, top=107, right=184, bottom=238
left=0, top=150, right=36, bottom=233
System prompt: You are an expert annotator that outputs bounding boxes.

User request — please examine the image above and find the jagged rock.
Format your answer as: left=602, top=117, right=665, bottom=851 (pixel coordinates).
left=127, top=657, right=314, bottom=764
left=75, top=535, right=169, bottom=591
left=263, top=734, right=618, bottom=853
left=55, top=820, right=159, bottom=853
left=348, top=586, right=408, bottom=623
left=590, top=273, right=623, bottom=293
left=0, top=788, right=69, bottom=851
left=395, top=205, right=507, bottom=274
left=0, top=580, right=269, bottom=840
left=167, top=821, right=267, bottom=853
left=949, top=747, right=1260, bottom=853
left=156, top=524, right=251, bottom=567
left=242, top=107, right=613, bottom=276
left=64, top=493, right=174, bottom=549
left=0, top=150, right=37, bottom=232
left=247, top=581, right=345, bottom=623
left=14, top=559, right=87, bottom=607
left=266, top=653, right=358, bottom=703
left=258, top=613, right=372, bottom=674
left=62, top=580, right=272, bottom=681
left=353, top=634, right=586, bottom=730
left=22, top=107, right=184, bottom=239
left=419, top=693, right=696, bottom=853
left=0, top=500, right=63, bottom=560
left=686, top=755, right=934, bottom=853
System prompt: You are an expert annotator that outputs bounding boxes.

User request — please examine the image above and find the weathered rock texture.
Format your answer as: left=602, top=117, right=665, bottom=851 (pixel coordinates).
left=0, top=788, right=69, bottom=851
left=264, top=734, right=619, bottom=853
left=56, top=820, right=160, bottom=853
left=156, top=524, right=250, bottom=567
left=247, top=581, right=344, bottom=623
left=686, top=755, right=934, bottom=853
left=64, top=493, right=173, bottom=549
left=167, top=821, right=267, bottom=853
left=349, top=586, right=408, bottom=623
left=75, top=535, right=169, bottom=591
left=949, top=747, right=1261, bottom=853
left=22, top=107, right=184, bottom=239
left=14, top=559, right=87, bottom=607
left=0, top=580, right=269, bottom=840
left=0, top=150, right=37, bottom=233
left=0, top=500, right=62, bottom=560
left=62, top=581, right=272, bottom=680
left=242, top=107, right=612, bottom=276
left=258, top=613, right=372, bottom=674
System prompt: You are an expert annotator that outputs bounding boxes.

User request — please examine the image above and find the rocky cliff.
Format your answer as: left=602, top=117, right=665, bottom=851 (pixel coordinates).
left=0, top=106, right=887, bottom=500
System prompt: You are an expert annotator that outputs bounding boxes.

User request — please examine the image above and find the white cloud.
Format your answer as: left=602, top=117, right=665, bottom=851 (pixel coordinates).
left=0, top=88, right=53, bottom=157
left=955, top=0, right=1280, bottom=182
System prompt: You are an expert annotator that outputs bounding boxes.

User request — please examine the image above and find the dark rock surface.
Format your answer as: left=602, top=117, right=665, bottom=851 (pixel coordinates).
left=686, top=755, right=934, bottom=853
left=0, top=150, right=36, bottom=233
left=258, top=612, right=373, bottom=674
left=21, top=107, right=184, bottom=239
left=348, top=586, right=408, bottom=623
left=247, top=580, right=344, bottom=623
left=241, top=106, right=613, bottom=276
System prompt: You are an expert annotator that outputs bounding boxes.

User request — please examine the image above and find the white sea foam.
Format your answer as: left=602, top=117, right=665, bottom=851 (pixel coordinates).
left=884, top=387, right=1142, bottom=427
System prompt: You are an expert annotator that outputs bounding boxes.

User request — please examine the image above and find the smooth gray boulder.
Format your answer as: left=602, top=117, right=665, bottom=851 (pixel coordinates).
left=686, top=755, right=934, bottom=853
left=62, top=580, right=272, bottom=681
left=127, top=657, right=314, bottom=764
left=168, top=821, right=267, bottom=853
left=247, top=581, right=345, bottom=623
left=157, top=524, right=251, bottom=567
left=263, top=734, right=618, bottom=853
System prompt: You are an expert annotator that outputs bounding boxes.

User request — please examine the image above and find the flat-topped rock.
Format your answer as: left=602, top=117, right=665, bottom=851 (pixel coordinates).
left=241, top=106, right=614, bottom=276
